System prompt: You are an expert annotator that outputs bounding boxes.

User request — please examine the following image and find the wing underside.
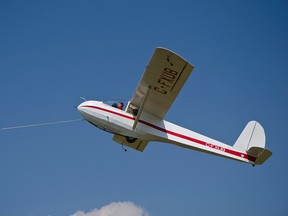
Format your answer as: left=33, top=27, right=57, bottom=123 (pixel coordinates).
left=113, top=134, right=148, bottom=152
left=127, top=47, right=194, bottom=119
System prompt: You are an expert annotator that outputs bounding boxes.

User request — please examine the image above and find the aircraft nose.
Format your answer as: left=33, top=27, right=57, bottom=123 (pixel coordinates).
left=77, top=103, right=88, bottom=121
left=77, top=104, right=81, bottom=111
left=77, top=101, right=89, bottom=114
left=77, top=102, right=85, bottom=113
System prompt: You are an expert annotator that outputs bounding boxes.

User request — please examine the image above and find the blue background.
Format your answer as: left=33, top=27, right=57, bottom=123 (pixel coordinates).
left=0, top=0, right=287, bottom=215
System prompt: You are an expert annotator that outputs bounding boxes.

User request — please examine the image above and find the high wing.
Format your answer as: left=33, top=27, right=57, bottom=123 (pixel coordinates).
left=127, top=47, right=194, bottom=121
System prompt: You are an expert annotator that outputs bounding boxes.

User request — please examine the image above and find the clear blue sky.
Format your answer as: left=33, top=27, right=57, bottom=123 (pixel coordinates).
left=0, top=0, right=287, bottom=215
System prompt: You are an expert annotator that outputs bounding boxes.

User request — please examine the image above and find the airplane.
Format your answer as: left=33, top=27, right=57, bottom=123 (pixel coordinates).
left=77, top=47, right=272, bottom=166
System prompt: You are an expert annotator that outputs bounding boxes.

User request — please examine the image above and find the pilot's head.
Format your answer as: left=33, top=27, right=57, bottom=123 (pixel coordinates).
left=118, top=102, right=124, bottom=110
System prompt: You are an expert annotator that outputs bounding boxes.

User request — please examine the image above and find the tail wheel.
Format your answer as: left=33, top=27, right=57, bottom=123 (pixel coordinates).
left=126, top=136, right=137, bottom=143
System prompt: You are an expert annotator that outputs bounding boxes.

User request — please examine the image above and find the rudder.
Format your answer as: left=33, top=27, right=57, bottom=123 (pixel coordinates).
left=233, top=121, right=272, bottom=165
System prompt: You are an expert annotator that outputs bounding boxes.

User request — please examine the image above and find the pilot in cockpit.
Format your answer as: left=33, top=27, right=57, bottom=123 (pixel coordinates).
left=111, top=101, right=124, bottom=110
left=117, top=102, right=124, bottom=110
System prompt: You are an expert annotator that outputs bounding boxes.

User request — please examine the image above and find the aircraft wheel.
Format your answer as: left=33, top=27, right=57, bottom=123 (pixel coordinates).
left=126, top=136, right=137, bottom=143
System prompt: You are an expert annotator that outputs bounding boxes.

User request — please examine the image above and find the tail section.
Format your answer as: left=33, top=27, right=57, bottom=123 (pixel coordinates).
left=234, top=121, right=265, bottom=151
left=233, top=121, right=272, bottom=165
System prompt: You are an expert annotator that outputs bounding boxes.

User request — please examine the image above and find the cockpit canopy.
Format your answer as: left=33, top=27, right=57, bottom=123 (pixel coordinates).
left=104, top=100, right=129, bottom=111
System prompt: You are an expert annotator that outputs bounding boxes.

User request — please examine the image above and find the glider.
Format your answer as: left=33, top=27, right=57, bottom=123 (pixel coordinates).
left=77, top=47, right=272, bottom=165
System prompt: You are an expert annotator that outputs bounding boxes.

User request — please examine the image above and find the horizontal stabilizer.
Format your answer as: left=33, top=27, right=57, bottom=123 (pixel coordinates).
left=247, top=146, right=272, bottom=165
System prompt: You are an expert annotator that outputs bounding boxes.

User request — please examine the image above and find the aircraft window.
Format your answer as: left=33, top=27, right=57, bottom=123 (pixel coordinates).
left=104, top=100, right=128, bottom=110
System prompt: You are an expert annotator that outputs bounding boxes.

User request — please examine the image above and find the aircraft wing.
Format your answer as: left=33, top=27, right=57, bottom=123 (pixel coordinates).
left=127, top=47, right=194, bottom=120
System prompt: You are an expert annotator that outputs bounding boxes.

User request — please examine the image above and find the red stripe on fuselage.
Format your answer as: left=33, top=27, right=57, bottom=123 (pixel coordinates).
left=81, top=105, right=256, bottom=162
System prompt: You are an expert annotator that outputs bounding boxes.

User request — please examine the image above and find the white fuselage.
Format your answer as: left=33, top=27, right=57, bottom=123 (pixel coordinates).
left=78, top=100, right=256, bottom=164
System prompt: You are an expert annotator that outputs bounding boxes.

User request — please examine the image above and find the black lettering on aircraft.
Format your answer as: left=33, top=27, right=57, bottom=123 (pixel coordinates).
left=154, top=68, right=179, bottom=95
left=154, top=87, right=167, bottom=94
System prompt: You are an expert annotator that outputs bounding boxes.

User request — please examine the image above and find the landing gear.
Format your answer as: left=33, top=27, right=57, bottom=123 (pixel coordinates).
left=126, top=136, right=137, bottom=143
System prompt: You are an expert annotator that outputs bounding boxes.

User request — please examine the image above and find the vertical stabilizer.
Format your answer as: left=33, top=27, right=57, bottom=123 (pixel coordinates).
left=233, top=121, right=265, bottom=151
left=233, top=121, right=272, bottom=165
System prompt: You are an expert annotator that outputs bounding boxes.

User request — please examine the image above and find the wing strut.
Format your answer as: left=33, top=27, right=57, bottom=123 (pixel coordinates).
left=132, top=85, right=152, bottom=129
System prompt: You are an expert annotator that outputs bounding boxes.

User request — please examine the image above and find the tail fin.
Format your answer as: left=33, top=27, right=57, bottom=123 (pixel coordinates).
left=233, top=121, right=272, bottom=165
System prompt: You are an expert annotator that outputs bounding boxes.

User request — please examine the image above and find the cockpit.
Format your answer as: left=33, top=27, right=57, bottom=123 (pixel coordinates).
left=104, top=100, right=129, bottom=111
